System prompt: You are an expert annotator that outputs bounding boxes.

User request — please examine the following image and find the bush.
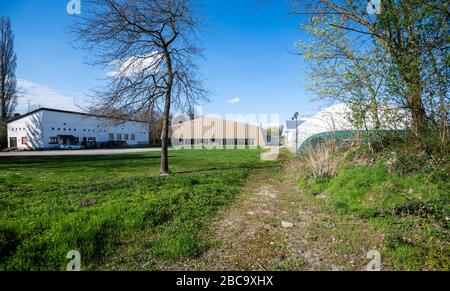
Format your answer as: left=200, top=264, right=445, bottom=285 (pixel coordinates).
left=294, top=136, right=449, bottom=270
left=301, top=140, right=338, bottom=180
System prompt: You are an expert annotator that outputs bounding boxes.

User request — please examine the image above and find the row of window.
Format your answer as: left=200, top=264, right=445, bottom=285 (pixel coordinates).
left=48, top=133, right=137, bottom=145
left=109, top=133, right=136, bottom=141
left=176, top=139, right=255, bottom=146
left=51, top=127, right=108, bottom=133
left=50, top=127, right=144, bottom=136
left=10, top=127, right=26, bottom=131
left=49, top=137, right=97, bottom=145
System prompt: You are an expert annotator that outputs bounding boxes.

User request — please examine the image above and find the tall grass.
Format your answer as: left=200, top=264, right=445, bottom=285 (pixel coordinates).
left=288, top=136, right=449, bottom=270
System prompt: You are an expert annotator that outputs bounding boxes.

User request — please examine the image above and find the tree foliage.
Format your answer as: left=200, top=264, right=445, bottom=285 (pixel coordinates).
left=293, top=0, right=449, bottom=148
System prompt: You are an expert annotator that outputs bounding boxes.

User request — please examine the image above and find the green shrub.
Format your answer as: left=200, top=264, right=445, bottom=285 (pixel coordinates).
left=296, top=141, right=449, bottom=270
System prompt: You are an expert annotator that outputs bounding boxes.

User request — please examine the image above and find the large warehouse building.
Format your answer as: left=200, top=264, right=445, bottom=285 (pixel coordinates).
left=6, top=108, right=149, bottom=150
left=171, top=116, right=266, bottom=148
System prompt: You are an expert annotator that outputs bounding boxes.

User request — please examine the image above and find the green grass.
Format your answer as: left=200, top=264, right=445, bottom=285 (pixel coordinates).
left=0, top=149, right=277, bottom=270
left=296, top=144, right=449, bottom=271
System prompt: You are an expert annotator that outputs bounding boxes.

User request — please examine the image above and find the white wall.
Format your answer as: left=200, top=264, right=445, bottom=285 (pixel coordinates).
left=283, top=129, right=297, bottom=151
left=7, top=111, right=44, bottom=150
left=295, top=103, right=408, bottom=151
left=7, top=109, right=149, bottom=149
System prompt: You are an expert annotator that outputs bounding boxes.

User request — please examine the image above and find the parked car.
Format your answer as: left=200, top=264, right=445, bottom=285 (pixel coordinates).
left=81, top=141, right=98, bottom=149
left=59, top=144, right=85, bottom=150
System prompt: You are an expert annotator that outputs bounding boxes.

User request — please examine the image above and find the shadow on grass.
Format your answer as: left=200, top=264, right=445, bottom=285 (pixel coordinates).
left=172, top=163, right=280, bottom=175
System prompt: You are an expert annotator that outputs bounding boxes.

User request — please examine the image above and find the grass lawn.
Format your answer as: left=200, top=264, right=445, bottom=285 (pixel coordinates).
left=0, top=149, right=279, bottom=271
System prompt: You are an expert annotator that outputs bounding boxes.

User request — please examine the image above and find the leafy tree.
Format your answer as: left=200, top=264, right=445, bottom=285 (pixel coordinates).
left=293, top=0, right=449, bottom=145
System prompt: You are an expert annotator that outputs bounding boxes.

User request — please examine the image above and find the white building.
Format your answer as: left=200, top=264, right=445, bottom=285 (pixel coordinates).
left=171, top=116, right=266, bottom=147
left=295, top=103, right=408, bottom=151
left=7, top=108, right=149, bottom=150
left=282, top=120, right=305, bottom=152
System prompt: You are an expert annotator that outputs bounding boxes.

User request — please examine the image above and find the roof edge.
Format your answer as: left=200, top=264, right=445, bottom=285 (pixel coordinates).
left=6, top=108, right=148, bottom=124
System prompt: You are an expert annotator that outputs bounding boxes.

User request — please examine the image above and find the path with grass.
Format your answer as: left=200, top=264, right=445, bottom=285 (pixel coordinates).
left=157, top=167, right=384, bottom=271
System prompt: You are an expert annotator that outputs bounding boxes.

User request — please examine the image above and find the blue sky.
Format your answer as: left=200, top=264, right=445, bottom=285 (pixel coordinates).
left=0, top=0, right=322, bottom=124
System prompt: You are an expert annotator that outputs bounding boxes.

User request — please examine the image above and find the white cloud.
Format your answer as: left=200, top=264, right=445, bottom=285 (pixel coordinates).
left=107, top=53, right=162, bottom=78
left=16, top=79, right=80, bottom=113
left=227, top=97, right=241, bottom=104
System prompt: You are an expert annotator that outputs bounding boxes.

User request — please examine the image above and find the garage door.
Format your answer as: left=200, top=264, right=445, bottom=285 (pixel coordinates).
left=10, top=137, right=17, bottom=148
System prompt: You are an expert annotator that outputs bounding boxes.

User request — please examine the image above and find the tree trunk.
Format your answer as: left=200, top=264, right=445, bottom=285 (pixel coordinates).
left=160, top=48, right=174, bottom=176
left=160, top=88, right=172, bottom=175
left=406, top=82, right=427, bottom=135
left=1, top=65, right=6, bottom=120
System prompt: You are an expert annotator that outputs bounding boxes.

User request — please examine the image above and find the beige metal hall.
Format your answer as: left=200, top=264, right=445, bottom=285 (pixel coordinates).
left=171, top=116, right=266, bottom=147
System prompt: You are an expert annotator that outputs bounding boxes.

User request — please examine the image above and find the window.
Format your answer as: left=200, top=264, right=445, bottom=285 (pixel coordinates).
left=63, top=128, right=66, bottom=131
left=131, top=134, right=136, bottom=141
left=49, top=137, right=58, bottom=144
left=109, top=133, right=114, bottom=140
left=117, top=134, right=122, bottom=141
left=22, top=137, right=29, bottom=145
left=124, top=134, right=129, bottom=140
left=58, top=128, right=61, bottom=131
left=52, top=127, right=55, bottom=131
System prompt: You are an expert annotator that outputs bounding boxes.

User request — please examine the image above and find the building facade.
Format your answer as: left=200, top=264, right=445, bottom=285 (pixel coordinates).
left=7, top=108, right=149, bottom=150
left=295, top=103, right=408, bottom=151
left=171, top=116, right=266, bottom=147
left=282, top=120, right=305, bottom=152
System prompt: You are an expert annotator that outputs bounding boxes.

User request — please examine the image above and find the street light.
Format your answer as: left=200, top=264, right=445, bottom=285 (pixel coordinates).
left=292, top=112, right=299, bottom=154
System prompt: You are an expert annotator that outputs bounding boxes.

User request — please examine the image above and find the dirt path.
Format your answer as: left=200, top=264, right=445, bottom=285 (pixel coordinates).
left=157, top=166, right=384, bottom=271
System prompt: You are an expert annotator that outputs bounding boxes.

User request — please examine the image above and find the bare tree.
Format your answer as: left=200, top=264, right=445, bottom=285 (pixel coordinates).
left=137, top=107, right=165, bottom=145
left=71, top=0, right=208, bottom=175
left=0, top=17, right=18, bottom=148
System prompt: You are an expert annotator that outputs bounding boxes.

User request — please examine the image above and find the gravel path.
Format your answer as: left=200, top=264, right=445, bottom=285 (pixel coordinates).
left=156, top=167, right=384, bottom=271
left=157, top=170, right=331, bottom=271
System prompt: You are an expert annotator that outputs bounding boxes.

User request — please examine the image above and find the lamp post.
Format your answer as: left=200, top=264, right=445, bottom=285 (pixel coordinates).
left=292, top=112, right=299, bottom=154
